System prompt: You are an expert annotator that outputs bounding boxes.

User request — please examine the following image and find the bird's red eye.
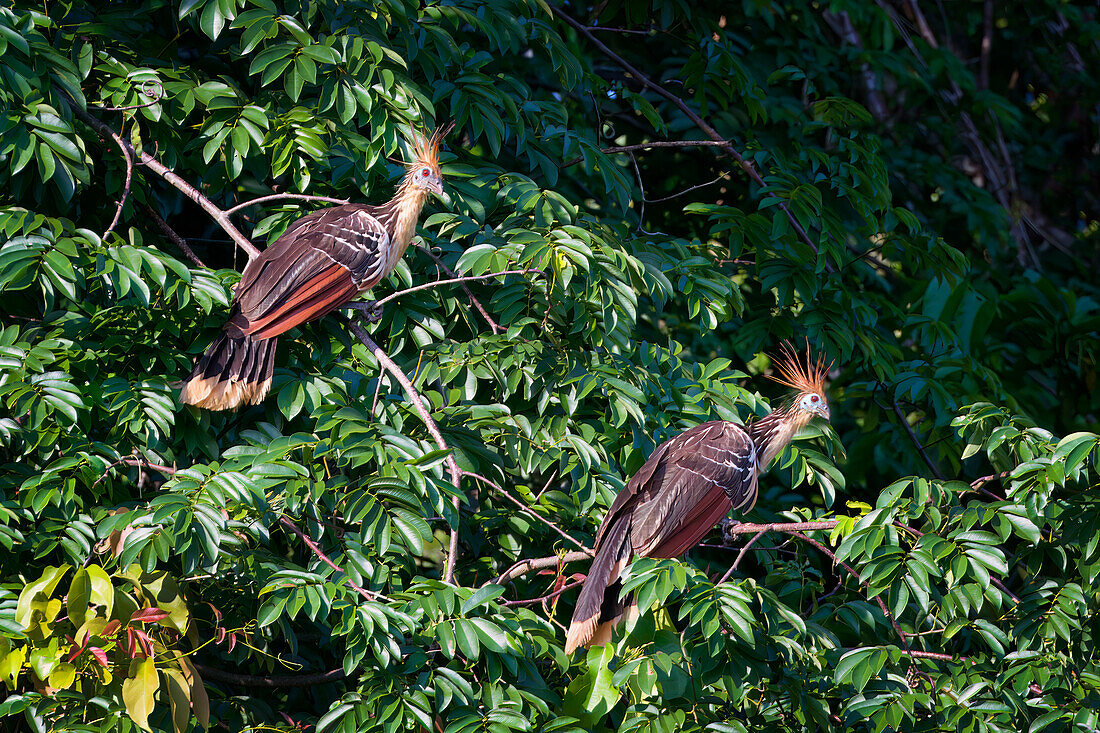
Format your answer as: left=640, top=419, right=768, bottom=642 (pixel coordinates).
left=421, top=168, right=430, bottom=177
left=811, top=395, right=819, bottom=402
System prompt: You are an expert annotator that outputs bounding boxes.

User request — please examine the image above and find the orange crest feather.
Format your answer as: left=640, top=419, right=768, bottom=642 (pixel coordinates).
left=768, top=342, right=832, bottom=396
left=410, top=123, right=454, bottom=169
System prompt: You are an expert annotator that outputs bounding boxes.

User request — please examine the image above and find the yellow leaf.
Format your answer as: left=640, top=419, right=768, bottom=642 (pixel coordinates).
left=48, top=662, right=76, bottom=690
left=121, top=656, right=158, bottom=730
left=163, top=668, right=191, bottom=733
left=178, top=655, right=209, bottom=730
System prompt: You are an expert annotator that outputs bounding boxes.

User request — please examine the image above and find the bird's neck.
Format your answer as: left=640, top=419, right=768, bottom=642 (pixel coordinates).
left=747, top=407, right=812, bottom=470
left=374, top=177, right=429, bottom=261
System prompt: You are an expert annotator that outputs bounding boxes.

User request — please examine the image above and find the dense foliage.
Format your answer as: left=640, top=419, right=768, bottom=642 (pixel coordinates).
left=1, top=0, right=1098, bottom=731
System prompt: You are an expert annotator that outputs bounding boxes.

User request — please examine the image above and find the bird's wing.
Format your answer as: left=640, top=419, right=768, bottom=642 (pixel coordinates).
left=627, top=421, right=757, bottom=558
left=233, top=206, right=392, bottom=339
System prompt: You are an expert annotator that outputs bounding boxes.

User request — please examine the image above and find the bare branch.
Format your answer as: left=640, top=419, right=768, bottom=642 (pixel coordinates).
left=63, top=96, right=260, bottom=260
left=493, top=551, right=592, bottom=586
left=100, top=125, right=133, bottom=240
left=562, top=140, right=732, bottom=168
left=891, top=397, right=946, bottom=480
left=143, top=204, right=207, bottom=268
left=279, top=516, right=389, bottom=603
left=721, top=528, right=769, bottom=582
left=502, top=578, right=584, bottom=607
left=347, top=320, right=464, bottom=584
left=553, top=6, right=830, bottom=266
left=373, top=269, right=546, bottom=310
left=414, top=245, right=501, bottom=334
left=461, top=470, right=594, bottom=555
left=224, top=193, right=350, bottom=216
left=93, top=455, right=177, bottom=487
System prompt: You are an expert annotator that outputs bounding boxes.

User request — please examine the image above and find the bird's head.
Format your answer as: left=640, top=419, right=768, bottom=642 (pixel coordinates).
left=406, top=123, right=453, bottom=200
left=770, top=343, right=832, bottom=423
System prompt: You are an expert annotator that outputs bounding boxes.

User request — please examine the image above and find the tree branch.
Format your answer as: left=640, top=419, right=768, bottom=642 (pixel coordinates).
left=891, top=397, right=946, bottom=480
left=278, top=516, right=389, bottom=603
left=347, top=320, right=464, bottom=584
left=100, top=123, right=133, bottom=240
left=552, top=6, right=829, bottom=265
left=143, top=204, right=207, bottom=268
left=461, top=470, right=594, bottom=555
left=561, top=140, right=732, bottom=168
left=414, top=245, right=501, bottom=334
left=63, top=96, right=259, bottom=260
left=372, top=269, right=546, bottom=311
left=224, top=193, right=350, bottom=216
left=501, top=578, right=584, bottom=607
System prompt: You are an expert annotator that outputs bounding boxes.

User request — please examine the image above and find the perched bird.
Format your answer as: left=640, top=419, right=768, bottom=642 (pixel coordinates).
left=179, top=125, right=451, bottom=410
left=564, top=347, right=833, bottom=653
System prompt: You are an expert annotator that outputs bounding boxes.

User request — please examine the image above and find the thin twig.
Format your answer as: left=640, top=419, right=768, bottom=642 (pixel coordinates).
left=493, top=551, right=592, bottom=586
left=502, top=578, right=584, bottom=606
left=93, top=455, right=177, bottom=487
left=553, top=6, right=829, bottom=266
left=372, top=269, right=546, bottom=310
left=224, top=193, right=350, bottom=216
left=100, top=125, right=133, bottom=239
left=143, top=204, right=207, bottom=268
left=583, top=25, right=651, bottom=35
left=891, top=397, right=946, bottom=479
left=90, top=81, right=164, bottom=112
left=63, top=95, right=259, bottom=260
left=494, top=520, right=842, bottom=586
left=561, top=140, right=733, bottom=168
left=278, top=516, right=388, bottom=603
left=461, top=470, right=594, bottom=555
left=347, top=320, right=464, bottom=584
left=414, top=245, right=500, bottom=334
left=645, top=171, right=729, bottom=204
left=721, top=528, right=769, bottom=582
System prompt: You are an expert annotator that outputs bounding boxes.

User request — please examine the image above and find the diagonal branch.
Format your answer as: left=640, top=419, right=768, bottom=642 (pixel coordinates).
left=279, top=516, right=390, bottom=603
left=347, top=320, right=465, bottom=584
left=891, top=396, right=946, bottom=480
left=415, top=245, right=501, bottom=334
left=224, top=193, right=350, bottom=216
left=461, top=470, right=594, bottom=555
left=552, top=6, right=828, bottom=265
left=100, top=124, right=133, bottom=240
left=62, top=95, right=259, bottom=260
left=143, top=204, right=207, bottom=268
left=372, top=269, right=546, bottom=311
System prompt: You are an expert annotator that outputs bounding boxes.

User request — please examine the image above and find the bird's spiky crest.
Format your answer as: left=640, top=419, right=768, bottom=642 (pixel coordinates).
left=768, top=342, right=832, bottom=396
left=410, top=123, right=454, bottom=169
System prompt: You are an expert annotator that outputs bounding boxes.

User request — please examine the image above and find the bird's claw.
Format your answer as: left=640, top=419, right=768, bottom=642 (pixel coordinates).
left=720, top=517, right=742, bottom=544
left=349, top=301, right=384, bottom=323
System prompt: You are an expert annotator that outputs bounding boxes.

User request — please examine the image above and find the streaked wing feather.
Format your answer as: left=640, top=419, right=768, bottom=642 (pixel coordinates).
left=234, top=205, right=390, bottom=338
left=629, top=421, right=755, bottom=556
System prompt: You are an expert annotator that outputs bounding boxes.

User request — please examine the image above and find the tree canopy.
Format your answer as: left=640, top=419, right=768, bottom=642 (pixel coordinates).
left=0, top=0, right=1098, bottom=731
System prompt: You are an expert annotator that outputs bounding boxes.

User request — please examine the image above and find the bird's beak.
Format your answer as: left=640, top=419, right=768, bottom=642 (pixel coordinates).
left=818, top=403, right=831, bottom=420
left=429, top=179, right=445, bottom=200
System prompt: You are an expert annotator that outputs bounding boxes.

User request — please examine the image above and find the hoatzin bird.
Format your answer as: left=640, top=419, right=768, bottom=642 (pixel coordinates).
left=564, top=348, right=832, bottom=654
left=179, top=125, right=451, bottom=410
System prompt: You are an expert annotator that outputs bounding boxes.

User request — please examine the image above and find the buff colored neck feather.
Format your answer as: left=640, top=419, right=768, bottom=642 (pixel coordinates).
left=387, top=179, right=429, bottom=265
left=749, top=405, right=815, bottom=470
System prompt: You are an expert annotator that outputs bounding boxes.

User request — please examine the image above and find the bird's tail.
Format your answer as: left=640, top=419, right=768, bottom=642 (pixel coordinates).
left=178, top=331, right=276, bottom=411
left=565, top=513, right=634, bottom=654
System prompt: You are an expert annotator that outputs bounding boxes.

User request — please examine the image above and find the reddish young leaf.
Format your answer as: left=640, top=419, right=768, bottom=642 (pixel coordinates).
left=130, top=607, right=171, bottom=624
left=88, top=646, right=109, bottom=667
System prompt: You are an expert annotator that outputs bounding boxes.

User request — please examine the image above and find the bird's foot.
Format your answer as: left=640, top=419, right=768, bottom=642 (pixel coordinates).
left=720, top=517, right=742, bottom=545
left=348, top=301, right=384, bottom=323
